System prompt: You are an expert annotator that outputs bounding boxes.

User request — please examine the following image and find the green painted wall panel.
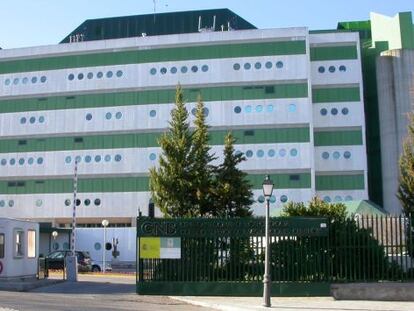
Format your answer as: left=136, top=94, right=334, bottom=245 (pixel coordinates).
left=314, top=130, right=363, bottom=146
left=248, top=173, right=311, bottom=189
left=316, top=174, right=365, bottom=190
left=0, top=83, right=309, bottom=113
left=312, top=87, right=360, bottom=103
left=0, top=40, right=306, bottom=74
left=310, top=46, right=358, bottom=61
left=0, top=172, right=311, bottom=194
left=0, top=127, right=310, bottom=154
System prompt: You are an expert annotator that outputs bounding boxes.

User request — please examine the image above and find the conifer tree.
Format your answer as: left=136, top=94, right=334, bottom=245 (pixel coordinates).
left=213, top=132, right=253, bottom=217
left=190, top=95, right=216, bottom=215
left=398, top=114, right=414, bottom=215
left=149, top=85, right=198, bottom=217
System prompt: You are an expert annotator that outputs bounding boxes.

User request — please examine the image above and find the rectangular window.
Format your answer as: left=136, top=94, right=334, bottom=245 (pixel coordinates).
left=27, top=230, right=36, bottom=258
left=14, top=229, right=24, bottom=257
left=0, top=233, right=4, bottom=258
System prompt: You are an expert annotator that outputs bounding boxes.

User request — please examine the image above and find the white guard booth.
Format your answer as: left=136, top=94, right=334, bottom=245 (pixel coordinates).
left=0, top=218, right=39, bottom=280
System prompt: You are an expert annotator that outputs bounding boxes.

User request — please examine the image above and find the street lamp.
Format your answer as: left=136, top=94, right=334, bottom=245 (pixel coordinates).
left=262, top=175, right=274, bottom=308
left=102, top=219, right=109, bottom=273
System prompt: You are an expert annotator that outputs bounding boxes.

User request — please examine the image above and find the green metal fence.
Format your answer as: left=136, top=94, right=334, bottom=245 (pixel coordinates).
left=136, top=215, right=414, bottom=296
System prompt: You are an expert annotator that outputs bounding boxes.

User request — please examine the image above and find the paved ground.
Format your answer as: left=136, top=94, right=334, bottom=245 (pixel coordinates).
left=173, top=296, right=414, bottom=311
left=0, top=274, right=210, bottom=311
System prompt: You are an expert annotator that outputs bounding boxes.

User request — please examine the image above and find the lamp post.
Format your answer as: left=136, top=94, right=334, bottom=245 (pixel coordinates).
left=101, top=219, right=109, bottom=273
left=262, top=175, right=274, bottom=308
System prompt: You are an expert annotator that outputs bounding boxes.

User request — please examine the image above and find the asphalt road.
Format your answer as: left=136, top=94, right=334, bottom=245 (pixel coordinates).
left=0, top=274, right=210, bottom=311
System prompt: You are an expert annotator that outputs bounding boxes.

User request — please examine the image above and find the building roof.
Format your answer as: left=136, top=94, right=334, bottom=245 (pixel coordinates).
left=61, top=8, right=256, bottom=43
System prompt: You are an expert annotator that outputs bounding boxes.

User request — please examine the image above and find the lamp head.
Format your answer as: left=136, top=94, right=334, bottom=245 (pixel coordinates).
left=262, top=175, right=274, bottom=198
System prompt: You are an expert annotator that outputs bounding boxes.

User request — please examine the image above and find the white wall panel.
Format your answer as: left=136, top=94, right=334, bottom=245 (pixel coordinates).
left=0, top=55, right=308, bottom=98
left=314, top=146, right=366, bottom=171
left=0, top=99, right=311, bottom=138
left=313, top=102, right=364, bottom=128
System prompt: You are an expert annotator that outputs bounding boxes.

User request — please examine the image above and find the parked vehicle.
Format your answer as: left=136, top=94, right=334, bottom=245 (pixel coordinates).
left=46, top=250, right=92, bottom=272
left=91, top=260, right=112, bottom=272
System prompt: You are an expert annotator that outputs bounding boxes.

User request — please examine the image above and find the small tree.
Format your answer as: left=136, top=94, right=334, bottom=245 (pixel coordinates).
left=190, top=95, right=216, bottom=216
left=398, top=113, right=414, bottom=216
left=149, top=85, right=198, bottom=217
left=212, top=132, right=253, bottom=217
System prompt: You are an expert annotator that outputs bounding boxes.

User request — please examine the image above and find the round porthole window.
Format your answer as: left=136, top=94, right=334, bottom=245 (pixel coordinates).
left=322, top=152, right=329, bottom=159
left=245, top=150, right=253, bottom=158
left=75, top=155, right=81, bottom=163
left=270, top=196, right=276, bottom=203
left=35, top=199, right=42, bottom=207
left=0, top=200, right=5, bottom=207
left=8, top=200, right=14, bottom=207
left=318, top=66, right=325, bottom=73
left=191, top=65, right=198, bottom=73
left=288, top=104, right=297, bottom=112
left=22, top=77, right=29, bottom=84
left=256, top=105, right=263, bottom=112
left=105, top=112, right=112, bottom=120
left=345, top=195, right=353, bottom=201
left=1, top=159, right=6, bottom=166
left=149, top=110, right=157, bottom=117
left=279, top=149, right=287, bottom=157
left=329, top=66, right=336, bottom=73
left=149, top=153, right=157, bottom=161
left=201, top=65, right=209, bottom=72
left=342, top=107, right=349, bottom=115
left=150, top=68, right=157, bottom=75
left=12, top=78, right=19, bottom=84
left=37, top=157, right=44, bottom=165
left=31, top=77, right=38, bottom=84
left=334, top=196, right=343, bottom=202
left=20, top=117, right=27, bottom=124
left=78, top=73, right=84, bottom=80
left=290, top=149, right=298, bottom=157
left=160, top=67, right=167, bottom=75
left=29, top=116, right=36, bottom=124
left=85, top=155, right=92, bottom=163
left=245, top=105, right=252, bottom=113
left=97, top=72, right=104, bottom=79
left=331, top=108, right=338, bottom=115
left=75, top=199, right=81, bottom=206
left=116, top=70, right=123, bottom=77
left=234, top=106, right=242, bottom=114
left=18, top=158, right=25, bottom=165
left=116, top=112, right=122, bottom=119
left=84, top=199, right=91, bottom=206
left=9, top=159, right=15, bottom=165
left=339, top=65, right=346, bottom=72
left=104, top=155, right=111, bottom=162
left=64, top=199, right=71, bottom=206
left=320, top=108, right=328, bottom=116
left=333, top=151, right=340, bottom=159
left=87, top=72, right=94, bottom=79
left=268, top=149, right=276, bottom=157
left=344, top=151, right=351, bottom=159
left=115, top=154, right=122, bottom=162
left=244, top=63, right=251, bottom=70
left=39, top=116, right=45, bottom=123
left=94, top=242, right=101, bottom=251
left=170, top=67, right=177, bottom=74
left=106, top=71, right=113, bottom=78
left=28, top=158, right=34, bottom=165
left=276, top=61, right=283, bottom=69
left=86, top=113, right=92, bottom=121
left=267, top=105, right=274, bottom=113
left=40, top=76, right=47, bottom=83
left=95, top=155, right=102, bottom=162
left=280, top=195, right=288, bottom=203
left=265, top=61, right=273, bottom=69
left=233, top=63, right=240, bottom=71
left=258, top=195, right=265, bottom=203
left=94, top=198, right=101, bottom=206
left=323, top=196, right=331, bottom=203
left=257, top=150, right=264, bottom=158
left=4, top=79, right=10, bottom=86
left=181, top=66, right=188, bottom=73
left=254, top=62, right=262, bottom=69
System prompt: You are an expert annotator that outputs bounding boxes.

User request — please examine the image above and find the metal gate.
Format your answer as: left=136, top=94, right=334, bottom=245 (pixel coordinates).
left=136, top=217, right=330, bottom=296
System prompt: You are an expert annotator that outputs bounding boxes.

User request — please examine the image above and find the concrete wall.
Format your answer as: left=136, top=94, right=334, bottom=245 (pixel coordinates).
left=377, top=49, right=414, bottom=214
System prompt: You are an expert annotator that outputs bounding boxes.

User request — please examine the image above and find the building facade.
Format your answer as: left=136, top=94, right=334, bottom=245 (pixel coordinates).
left=0, top=9, right=368, bottom=227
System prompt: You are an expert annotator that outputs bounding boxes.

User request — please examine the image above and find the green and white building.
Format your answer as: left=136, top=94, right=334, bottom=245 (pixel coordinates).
left=0, top=9, right=368, bottom=227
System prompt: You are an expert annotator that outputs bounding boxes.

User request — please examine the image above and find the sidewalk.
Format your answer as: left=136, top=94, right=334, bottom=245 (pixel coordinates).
left=171, top=296, right=414, bottom=311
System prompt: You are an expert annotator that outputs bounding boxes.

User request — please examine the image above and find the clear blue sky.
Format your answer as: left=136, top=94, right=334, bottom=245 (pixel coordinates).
left=0, top=0, right=413, bottom=49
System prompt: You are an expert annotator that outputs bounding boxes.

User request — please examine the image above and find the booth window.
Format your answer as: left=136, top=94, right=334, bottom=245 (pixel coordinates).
left=0, top=234, right=4, bottom=258
left=14, top=229, right=24, bottom=257
left=27, top=230, right=36, bottom=258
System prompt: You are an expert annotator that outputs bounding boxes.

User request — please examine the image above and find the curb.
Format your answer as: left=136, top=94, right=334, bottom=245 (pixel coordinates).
left=169, top=296, right=265, bottom=311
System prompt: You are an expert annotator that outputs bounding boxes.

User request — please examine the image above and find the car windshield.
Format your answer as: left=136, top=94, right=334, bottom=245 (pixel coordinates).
left=48, top=251, right=64, bottom=259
